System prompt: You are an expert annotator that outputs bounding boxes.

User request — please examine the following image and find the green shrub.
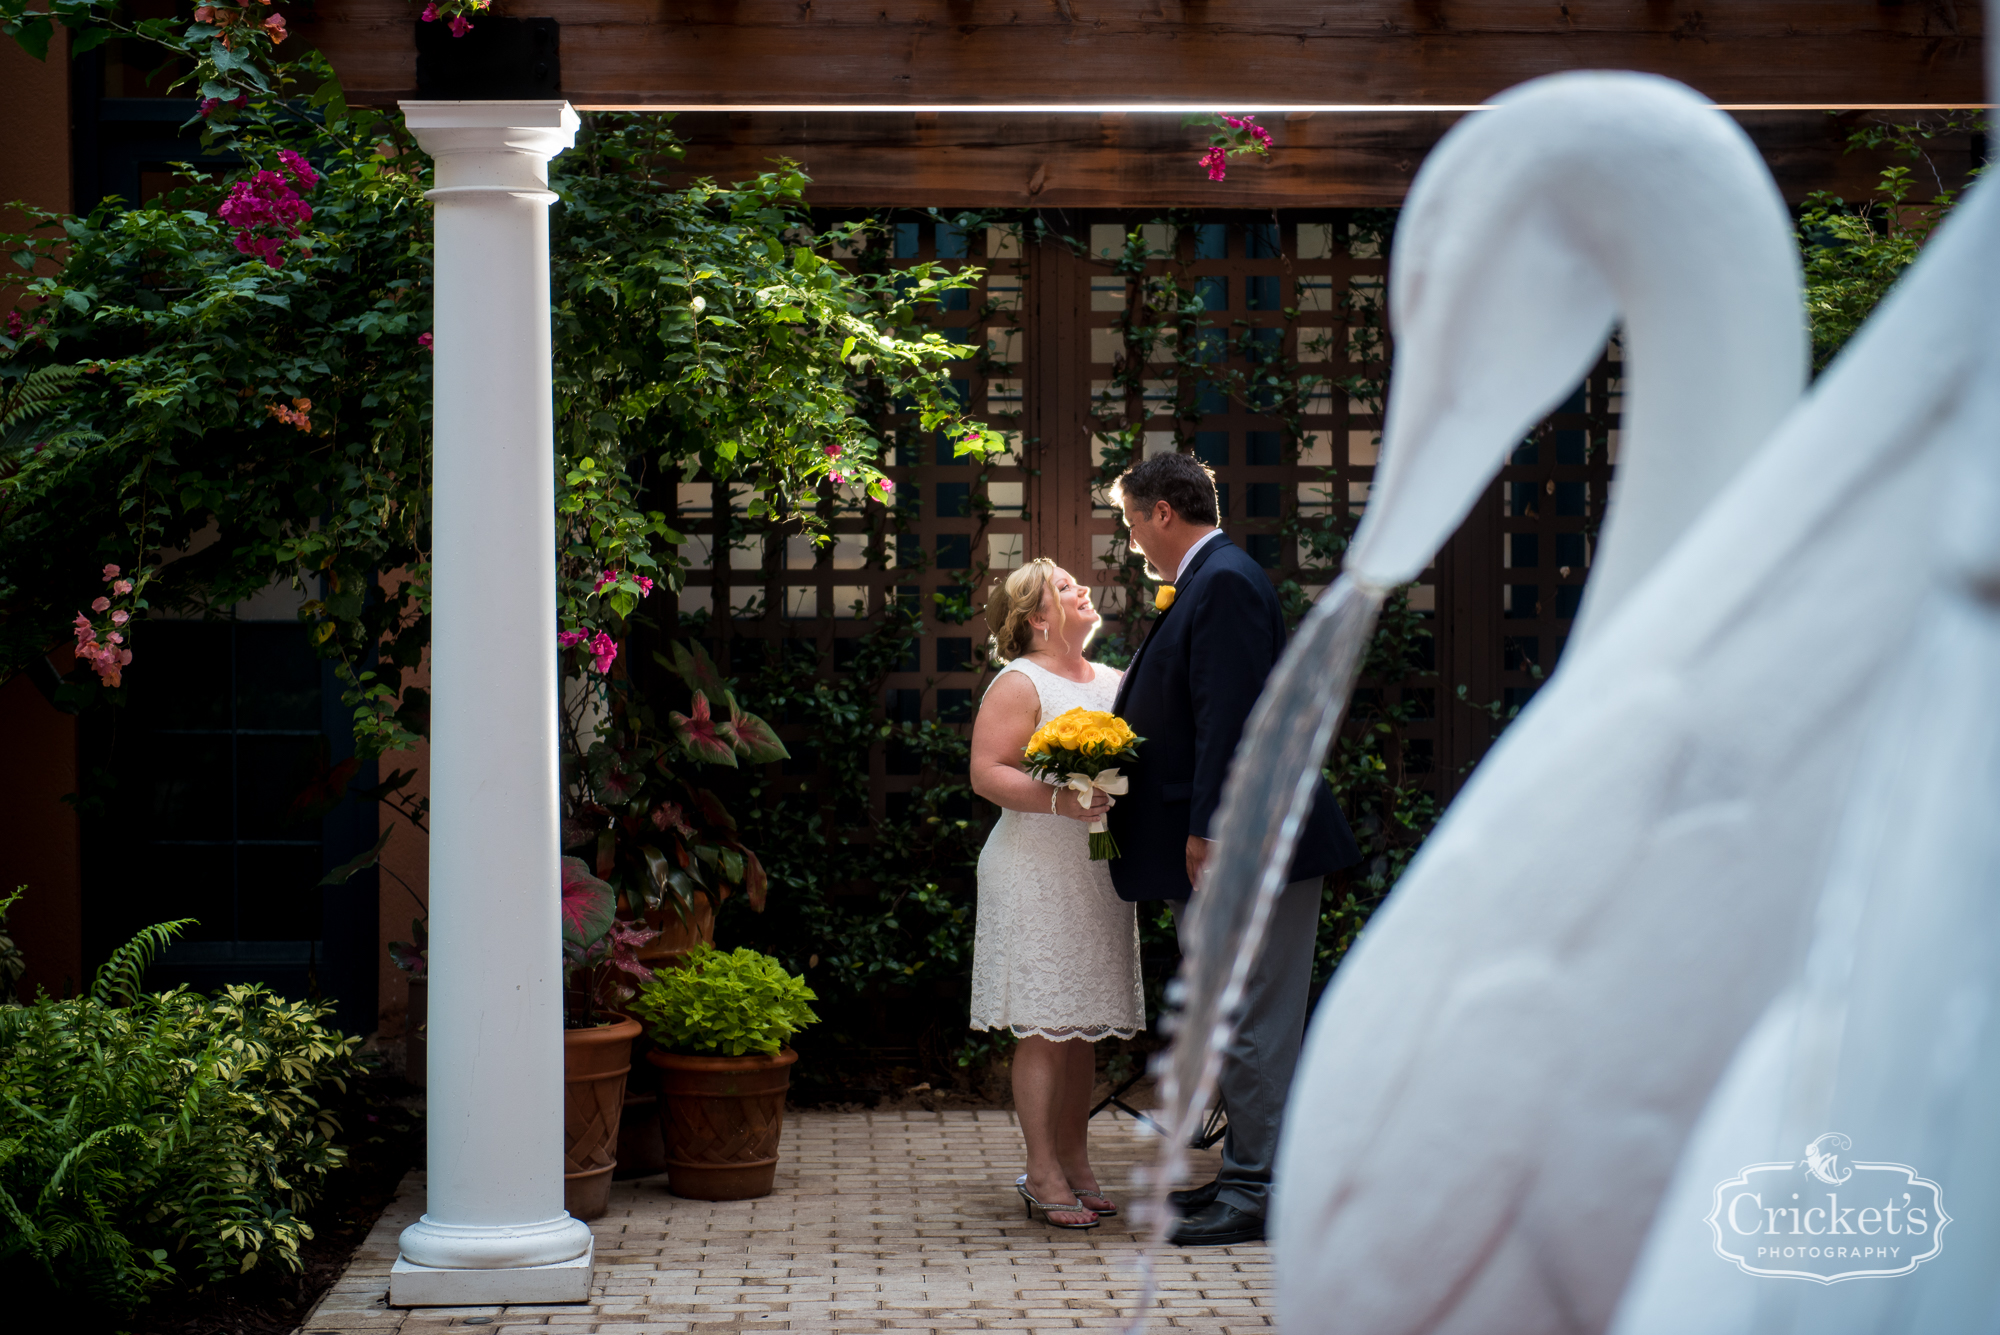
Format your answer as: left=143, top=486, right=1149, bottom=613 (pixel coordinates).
left=0, top=920, right=360, bottom=1313
left=631, top=942, right=820, bottom=1057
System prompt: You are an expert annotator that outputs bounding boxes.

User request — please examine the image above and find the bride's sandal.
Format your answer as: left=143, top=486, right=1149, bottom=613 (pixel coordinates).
left=1016, top=1177, right=1100, bottom=1230
left=1020, top=1171, right=1118, bottom=1216
left=1073, top=1188, right=1117, bottom=1216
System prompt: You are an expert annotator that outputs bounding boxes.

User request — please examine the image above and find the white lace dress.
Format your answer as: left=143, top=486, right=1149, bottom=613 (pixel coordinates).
left=969, top=658, right=1145, bottom=1041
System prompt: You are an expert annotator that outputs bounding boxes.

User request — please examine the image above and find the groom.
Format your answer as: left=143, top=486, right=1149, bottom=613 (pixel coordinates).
left=1107, top=452, right=1360, bottom=1247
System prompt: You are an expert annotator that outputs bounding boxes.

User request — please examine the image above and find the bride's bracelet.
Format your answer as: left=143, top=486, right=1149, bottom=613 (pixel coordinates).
left=1050, top=785, right=1061, bottom=816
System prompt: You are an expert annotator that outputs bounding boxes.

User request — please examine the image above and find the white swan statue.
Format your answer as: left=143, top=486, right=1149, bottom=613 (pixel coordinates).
left=1136, top=67, right=1803, bottom=1314
left=1611, top=21, right=2000, bottom=1334
left=1258, top=67, right=1983, bottom=1335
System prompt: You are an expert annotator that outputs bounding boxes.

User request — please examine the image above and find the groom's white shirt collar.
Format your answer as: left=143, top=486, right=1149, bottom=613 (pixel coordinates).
left=1174, top=527, right=1226, bottom=584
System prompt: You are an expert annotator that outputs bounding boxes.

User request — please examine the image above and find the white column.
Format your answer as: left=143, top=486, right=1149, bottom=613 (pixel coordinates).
left=391, top=100, right=592, bottom=1309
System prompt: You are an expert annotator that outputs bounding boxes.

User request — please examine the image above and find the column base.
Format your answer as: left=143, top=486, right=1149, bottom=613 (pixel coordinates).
left=389, top=1239, right=595, bottom=1307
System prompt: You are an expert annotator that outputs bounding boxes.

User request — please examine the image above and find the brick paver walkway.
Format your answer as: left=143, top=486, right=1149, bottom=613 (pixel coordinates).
left=296, top=1110, right=1271, bottom=1334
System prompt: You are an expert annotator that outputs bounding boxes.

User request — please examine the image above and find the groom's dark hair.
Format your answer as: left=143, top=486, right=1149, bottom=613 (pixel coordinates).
left=1112, top=451, right=1220, bottom=526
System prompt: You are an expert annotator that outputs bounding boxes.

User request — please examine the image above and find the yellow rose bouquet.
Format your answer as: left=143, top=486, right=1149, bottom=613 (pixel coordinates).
left=1024, top=706, right=1144, bottom=860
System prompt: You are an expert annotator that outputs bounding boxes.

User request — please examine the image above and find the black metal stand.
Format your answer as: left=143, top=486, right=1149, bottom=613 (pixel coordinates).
left=1089, top=1069, right=1159, bottom=1132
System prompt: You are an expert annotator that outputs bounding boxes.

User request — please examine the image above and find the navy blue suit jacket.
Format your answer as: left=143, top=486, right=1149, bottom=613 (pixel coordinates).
left=1106, top=535, right=1361, bottom=903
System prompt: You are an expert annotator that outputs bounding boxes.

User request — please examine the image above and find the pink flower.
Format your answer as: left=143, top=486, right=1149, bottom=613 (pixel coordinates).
left=557, top=630, right=588, bottom=649
left=593, top=569, right=620, bottom=594
left=112, top=579, right=133, bottom=595
left=102, top=564, right=121, bottom=579
left=587, top=631, right=618, bottom=675
left=876, top=478, right=895, bottom=494
left=194, top=5, right=216, bottom=21
left=828, top=471, right=845, bottom=485
left=420, top=2, right=438, bottom=18
left=1200, top=147, right=1228, bottom=182
left=262, top=12, right=287, bottom=42
left=277, top=150, right=319, bottom=189
left=106, top=632, right=123, bottom=645
left=448, top=13, right=473, bottom=37
left=111, top=610, right=130, bottom=625
left=5, top=311, right=21, bottom=339
left=418, top=332, right=433, bottom=352
left=91, top=596, right=111, bottom=612
left=823, top=443, right=842, bottom=459
left=635, top=575, right=654, bottom=596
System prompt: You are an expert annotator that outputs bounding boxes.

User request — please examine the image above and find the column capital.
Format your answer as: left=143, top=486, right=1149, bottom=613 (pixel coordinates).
left=402, top=100, right=580, bottom=192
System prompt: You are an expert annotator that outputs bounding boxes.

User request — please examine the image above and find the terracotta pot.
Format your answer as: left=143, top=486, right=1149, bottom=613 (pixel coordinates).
left=647, top=1046, right=798, bottom=1201
left=563, top=1014, right=643, bottom=1220
left=634, top=897, right=716, bottom=976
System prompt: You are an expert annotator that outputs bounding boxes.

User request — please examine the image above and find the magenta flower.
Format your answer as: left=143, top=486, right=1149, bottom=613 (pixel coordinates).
left=5, top=311, right=21, bottom=340
left=592, top=569, right=620, bottom=594
left=823, top=443, right=842, bottom=459
left=635, top=575, right=655, bottom=596
left=828, top=471, right=845, bottom=486
left=420, top=2, right=438, bottom=18
left=448, top=13, right=473, bottom=37
left=418, top=332, right=434, bottom=352
left=1201, top=147, right=1229, bottom=182
left=220, top=168, right=314, bottom=269
left=102, top=564, right=121, bottom=580
left=587, top=631, right=619, bottom=674
left=276, top=150, right=320, bottom=190
left=557, top=629, right=588, bottom=649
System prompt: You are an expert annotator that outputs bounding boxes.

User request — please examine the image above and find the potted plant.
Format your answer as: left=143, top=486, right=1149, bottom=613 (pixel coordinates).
left=630, top=942, right=820, bottom=1201
left=560, top=856, right=658, bottom=1221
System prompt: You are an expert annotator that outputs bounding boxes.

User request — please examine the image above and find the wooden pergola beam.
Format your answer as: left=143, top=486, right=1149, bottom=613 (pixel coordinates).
left=662, top=109, right=1980, bottom=209
left=301, top=1, right=1986, bottom=110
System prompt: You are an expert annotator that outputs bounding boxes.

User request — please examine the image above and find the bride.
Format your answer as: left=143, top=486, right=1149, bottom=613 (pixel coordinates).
left=968, top=558, right=1146, bottom=1229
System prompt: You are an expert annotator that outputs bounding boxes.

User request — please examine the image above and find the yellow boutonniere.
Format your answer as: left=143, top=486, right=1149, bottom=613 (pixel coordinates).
left=1154, top=585, right=1176, bottom=612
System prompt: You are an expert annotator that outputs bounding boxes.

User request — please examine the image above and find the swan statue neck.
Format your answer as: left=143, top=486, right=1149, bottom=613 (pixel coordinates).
left=1343, top=72, right=1806, bottom=649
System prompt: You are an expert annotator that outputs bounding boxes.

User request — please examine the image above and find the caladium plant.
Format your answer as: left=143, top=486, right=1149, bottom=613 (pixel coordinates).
left=668, top=691, right=739, bottom=768
left=560, top=855, right=660, bottom=1025
left=561, top=638, right=786, bottom=938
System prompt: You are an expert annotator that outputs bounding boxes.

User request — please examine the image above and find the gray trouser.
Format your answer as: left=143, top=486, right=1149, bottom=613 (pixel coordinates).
left=1173, top=875, right=1323, bottom=1217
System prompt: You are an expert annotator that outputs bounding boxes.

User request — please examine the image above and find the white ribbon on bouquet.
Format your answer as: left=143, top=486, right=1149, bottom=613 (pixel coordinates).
left=1064, top=768, right=1129, bottom=834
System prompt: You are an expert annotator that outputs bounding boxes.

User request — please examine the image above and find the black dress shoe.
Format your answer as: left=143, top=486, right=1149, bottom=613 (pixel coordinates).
left=1169, top=1200, right=1266, bottom=1246
left=1168, top=1179, right=1221, bottom=1212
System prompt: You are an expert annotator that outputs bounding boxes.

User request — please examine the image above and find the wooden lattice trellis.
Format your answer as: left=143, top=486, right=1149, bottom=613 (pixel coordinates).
left=666, top=213, right=1618, bottom=818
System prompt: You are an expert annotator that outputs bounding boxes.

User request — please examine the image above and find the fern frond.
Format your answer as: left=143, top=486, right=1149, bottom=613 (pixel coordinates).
left=89, top=920, right=196, bottom=1006
left=0, top=364, right=84, bottom=432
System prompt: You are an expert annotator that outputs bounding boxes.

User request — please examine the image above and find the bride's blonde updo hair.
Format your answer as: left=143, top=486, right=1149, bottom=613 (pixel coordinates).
left=985, top=558, right=1061, bottom=662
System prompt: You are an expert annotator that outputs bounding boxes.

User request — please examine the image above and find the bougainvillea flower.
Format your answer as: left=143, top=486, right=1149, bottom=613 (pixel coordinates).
left=448, top=14, right=472, bottom=36
left=635, top=575, right=655, bottom=596
left=557, top=629, right=588, bottom=648
left=588, top=630, right=618, bottom=674
left=111, top=579, right=133, bottom=594
left=420, top=1, right=438, bottom=18
left=102, top=564, right=121, bottom=580
left=276, top=149, right=319, bottom=189
left=263, top=13, right=287, bottom=42
left=111, top=609, right=129, bottom=625
left=90, top=596, right=111, bottom=612
left=1201, top=146, right=1229, bottom=182
left=418, top=332, right=433, bottom=352
left=593, top=569, right=619, bottom=594
left=823, top=443, right=842, bottom=458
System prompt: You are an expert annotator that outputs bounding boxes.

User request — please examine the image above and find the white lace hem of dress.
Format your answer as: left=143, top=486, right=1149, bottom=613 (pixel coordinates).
left=973, top=1022, right=1143, bottom=1042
